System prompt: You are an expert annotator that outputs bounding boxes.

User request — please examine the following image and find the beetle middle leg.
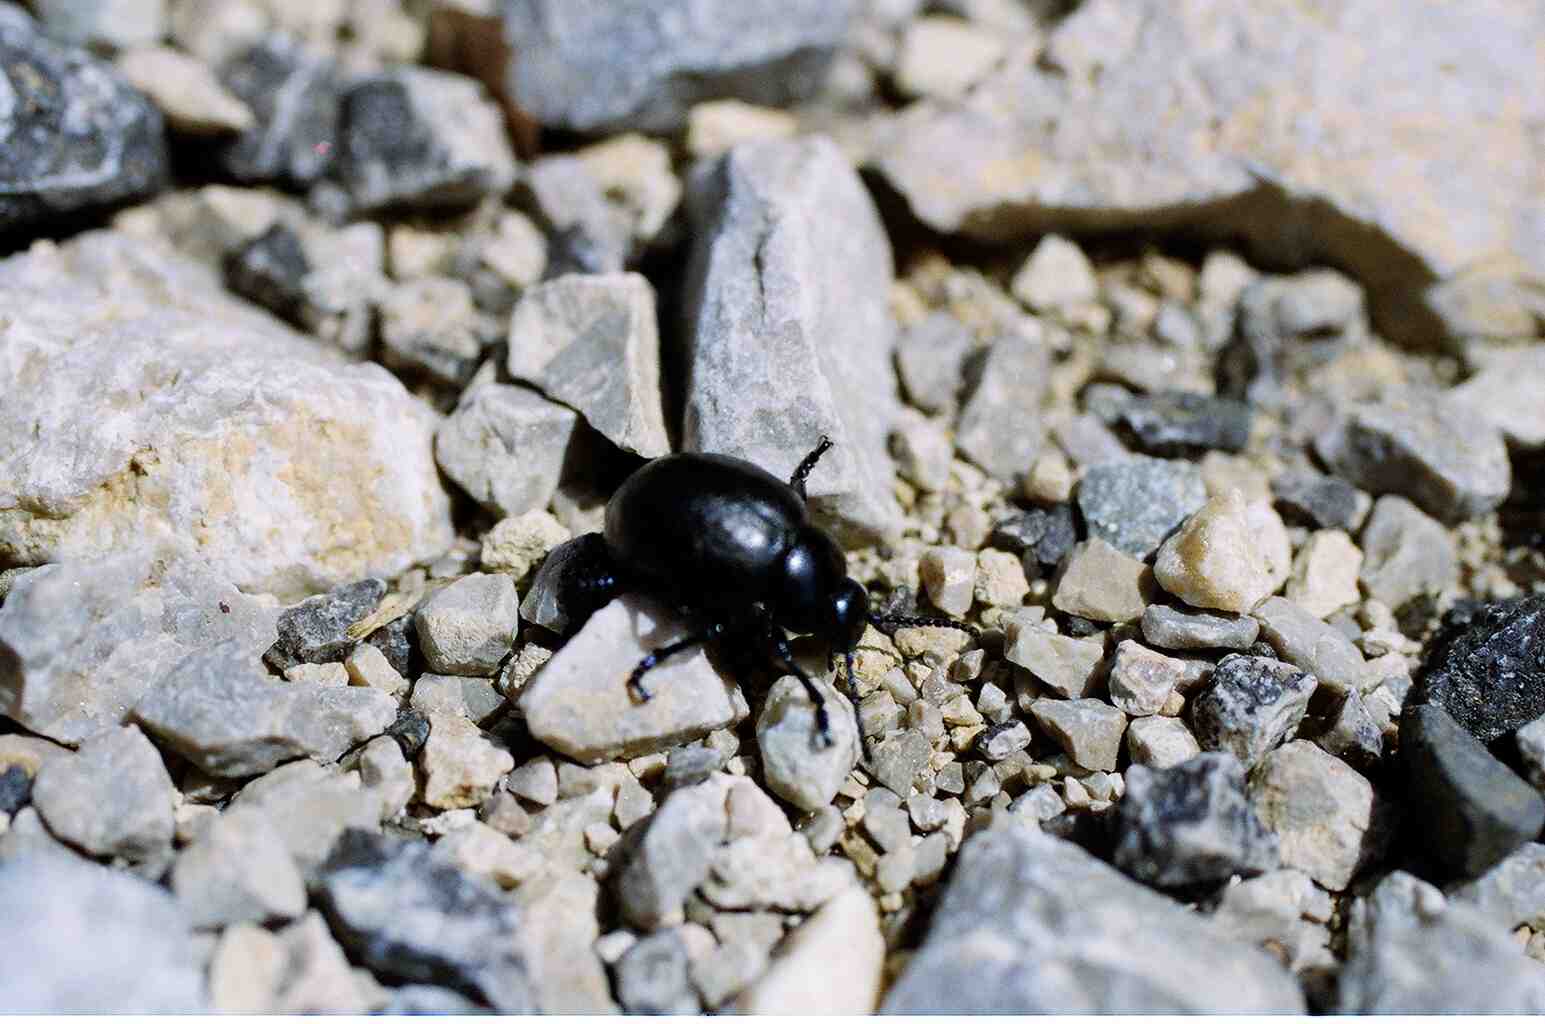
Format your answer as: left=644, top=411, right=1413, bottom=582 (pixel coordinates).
left=627, top=621, right=725, bottom=701
left=766, top=631, right=833, bottom=749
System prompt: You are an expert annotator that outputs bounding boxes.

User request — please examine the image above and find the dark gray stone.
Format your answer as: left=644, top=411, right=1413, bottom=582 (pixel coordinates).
left=1311, top=690, right=1384, bottom=771
left=1271, top=469, right=1367, bottom=531
left=1113, top=753, right=1279, bottom=889
left=0, top=765, right=31, bottom=815
left=222, top=223, right=311, bottom=327
left=1189, top=654, right=1316, bottom=768
left=895, top=312, right=973, bottom=414
left=366, top=615, right=416, bottom=678
left=0, top=5, right=168, bottom=236
left=614, top=930, right=699, bottom=1014
left=1141, top=604, right=1260, bottom=651
left=334, top=67, right=518, bottom=214
left=0, top=852, right=205, bottom=1012
left=1418, top=594, right=1545, bottom=745
left=267, top=578, right=386, bottom=670
left=217, top=34, right=340, bottom=187
left=316, top=830, right=533, bottom=1011
left=1077, top=456, right=1207, bottom=560
left=991, top=504, right=1078, bottom=569
left=882, top=825, right=1305, bottom=1012
left=502, top=0, right=855, bottom=135
left=1401, top=703, right=1545, bottom=880
left=1109, top=390, right=1253, bottom=457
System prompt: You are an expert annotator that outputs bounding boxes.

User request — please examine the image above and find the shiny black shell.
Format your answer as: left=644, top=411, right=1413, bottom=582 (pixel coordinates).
left=603, top=452, right=808, bottom=612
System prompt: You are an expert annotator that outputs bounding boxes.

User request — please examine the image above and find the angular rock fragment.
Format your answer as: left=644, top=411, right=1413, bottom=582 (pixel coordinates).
left=1248, top=740, right=1376, bottom=890
left=30, top=725, right=175, bottom=864
left=954, top=333, right=1050, bottom=481
left=435, top=382, right=581, bottom=518
left=1004, top=617, right=1104, bottom=699
left=613, top=777, right=729, bottom=930
left=1417, top=594, right=1545, bottom=744
left=1358, top=495, right=1458, bottom=609
left=682, top=137, right=900, bottom=541
left=1107, top=640, right=1186, bottom=717
left=737, top=886, right=883, bottom=1013
left=217, top=34, right=340, bottom=186
left=1030, top=699, right=1126, bottom=772
left=1141, top=604, right=1259, bottom=652
left=171, top=805, right=307, bottom=928
left=414, top=574, right=519, bottom=677
left=418, top=713, right=514, bottom=810
left=1189, top=654, right=1315, bottom=768
left=1110, top=391, right=1253, bottom=457
left=378, top=276, right=491, bottom=387
left=1126, top=716, right=1202, bottom=770
left=269, top=578, right=385, bottom=669
left=230, top=760, right=381, bottom=879
left=1077, top=456, right=1207, bottom=560
left=1052, top=538, right=1154, bottom=624
left=757, top=674, right=859, bottom=812
left=894, top=312, right=973, bottom=415
left=1271, top=469, right=1369, bottom=532
left=1251, top=596, right=1366, bottom=698
left=1154, top=491, right=1278, bottom=614
left=507, top=273, right=670, bottom=457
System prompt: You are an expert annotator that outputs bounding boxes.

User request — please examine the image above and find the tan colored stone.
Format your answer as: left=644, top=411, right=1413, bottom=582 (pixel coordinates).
left=1287, top=530, right=1364, bottom=619
left=1155, top=490, right=1276, bottom=614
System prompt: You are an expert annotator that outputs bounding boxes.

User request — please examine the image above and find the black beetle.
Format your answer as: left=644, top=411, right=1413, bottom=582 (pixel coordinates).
left=539, top=437, right=975, bottom=747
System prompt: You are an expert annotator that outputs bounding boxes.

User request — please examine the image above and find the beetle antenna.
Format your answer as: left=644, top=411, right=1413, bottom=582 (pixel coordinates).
left=789, top=435, right=835, bottom=500
left=867, top=612, right=979, bottom=639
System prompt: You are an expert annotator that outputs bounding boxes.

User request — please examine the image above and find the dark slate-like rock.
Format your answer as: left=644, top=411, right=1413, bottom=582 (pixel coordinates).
left=222, top=223, right=311, bottom=326
left=386, top=708, right=432, bottom=759
left=613, top=930, right=699, bottom=1014
left=991, top=504, right=1078, bottom=569
left=1417, top=593, right=1545, bottom=745
left=1400, top=703, right=1545, bottom=880
left=365, top=614, right=416, bottom=677
left=1311, top=690, right=1384, bottom=771
left=1109, top=390, right=1253, bottom=457
left=1190, top=654, right=1316, bottom=768
left=1077, top=456, right=1207, bottom=560
left=316, top=830, right=533, bottom=1011
left=0, top=5, right=168, bottom=236
left=0, top=764, right=32, bottom=815
left=333, top=67, right=518, bottom=214
left=1271, top=469, right=1367, bottom=531
left=502, top=0, right=855, bottom=135
left=882, top=825, right=1305, bottom=1012
left=217, top=35, right=341, bottom=187
left=266, top=577, right=387, bottom=669
left=1112, top=753, right=1279, bottom=889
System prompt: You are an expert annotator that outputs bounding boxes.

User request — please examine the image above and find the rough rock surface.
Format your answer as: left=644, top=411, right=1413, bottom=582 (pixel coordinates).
left=1417, top=595, right=1545, bottom=745
left=736, top=886, right=883, bottom=1013
left=0, top=6, right=168, bottom=236
left=757, top=674, right=860, bottom=812
left=30, top=725, right=176, bottom=863
left=1076, top=457, right=1207, bottom=560
left=0, top=231, right=454, bottom=600
left=0, top=551, right=277, bottom=744
left=871, top=0, right=1545, bottom=346
left=883, top=826, right=1305, bottom=1012
left=520, top=596, right=744, bottom=764
left=1248, top=740, right=1376, bottom=890
left=1190, top=654, right=1316, bottom=769
left=216, top=35, right=340, bottom=187
left=682, top=137, right=901, bottom=541
left=502, top=0, right=854, bottom=135
left=434, top=382, right=580, bottom=519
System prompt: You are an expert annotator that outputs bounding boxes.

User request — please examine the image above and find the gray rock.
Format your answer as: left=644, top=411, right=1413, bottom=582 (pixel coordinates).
left=0, top=852, right=205, bottom=1012
left=435, top=382, right=581, bottom=518
left=1316, top=392, right=1511, bottom=524
left=229, top=759, right=381, bottom=879
left=217, top=35, right=340, bottom=187
left=614, top=777, right=729, bottom=929
left=1109, top=391, right=1253, bottom=457
left=1339, top=871, right=1545, bottom=1012
left=1251, top=596, right=1366, bottom=697
left=1358, top=495, right=1458, bottom=609
left=1107, top=640, right=1185, bottom=717
left=615, top=930, right=699, bottom=1014
left=269, top=578, right=386, bottom=669
left=513, top=870, right=615, bottom=1012
left=1126, top=715, right=1202, bottom=770
left=1052, top=413, right=1129, bottom=468
left=1248, top=740, right=1377, bottom=890
left=1449, top=843, right=1545, bottom=933
left=1077, top=456, right=1208, bottom=560
left=378, top=276, right=490, bottom=387
left=0, top=230, right=455, bottom=599
left=1519, top=715, right=1545, bottom=790
left=1051, top=538, right=1154, bottom=624
left=1401, top=703, right=1545, bottom=880
left=992, top=504, right=1077, bottom=569
left=870, top=728, right=931, bottom=798
left=1004, top=619, right=1104, bottom=699
left=33, top=0, right=165, bottom=51
left=30, top=725, right=175, bottom=864
left=870, top=0, right=1545, bottom=349
left=414, top=574, right=519, bottom=677
left=955, top=333, right=1050, bottom=481
left=135, top=641, right=399, bottom=777
left=520, top=596, right=744, bottom=764
left=1010, top=234, right=1097, bottom=313
left=408, top=674, right=504, bottom=725
left=1450, top=345, right=1545, bottom=450
left=1190, top=654, right=1316, bottom=768
left=682, top=137, right=900, bottom=542
left=1311, top=690, right=1384, bottom=771
left=0, top=551, right=277, bottom=745
left=978, top=721, right=1032, bottom=762
left=1030, top=699, right=1126, bottom=772
left=519, top=155, right=630, bottom=274
left=507, top=273, right=670, bottom=458
left=757, top=674, right=859, bottom=812
left=1141, top=604, right=1260, bottom=652
left=0, top=6, right=168, bottom=236
left=317, top=831, right=533, bottom=1011
left=889, top=409, right=954, bottom=492
left=1113, top=753, right=1279, bottom=889
left=334, top=66, right=517, bottom=213
left=895, top=312, right=973, bottom=414
left=171, top=805, right=307, bottom=928
left=1271, top=469, right=1369, bottom=532
left=1221, top=271, right=1367, bottom=408
left=883, top=825, right=1305, bottom=1012
left=502, top=0, right=854, bottom=135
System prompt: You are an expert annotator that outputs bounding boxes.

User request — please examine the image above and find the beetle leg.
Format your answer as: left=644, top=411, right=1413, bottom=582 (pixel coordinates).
left=867, top=611, right=980, bottom=640
left=788, top=434, right=834, bottom=501
left=626, top=623, right=721, bottom=702
left=764, top=630, right=833, bottom=748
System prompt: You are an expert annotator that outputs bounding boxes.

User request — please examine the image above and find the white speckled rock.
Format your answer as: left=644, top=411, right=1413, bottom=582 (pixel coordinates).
left=0, top=549, right=276, bottom=745
left=0, top=231, right=454, bottom=601
left=520, top=596, right=745, bottom=765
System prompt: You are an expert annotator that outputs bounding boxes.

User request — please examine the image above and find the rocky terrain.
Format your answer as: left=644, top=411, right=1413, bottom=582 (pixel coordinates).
left=2, top=0, right=1544, bottom=1013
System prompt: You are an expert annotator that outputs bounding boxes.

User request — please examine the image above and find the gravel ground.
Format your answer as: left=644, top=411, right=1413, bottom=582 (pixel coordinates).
left=2, top=0, right=1544, bottom=1013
